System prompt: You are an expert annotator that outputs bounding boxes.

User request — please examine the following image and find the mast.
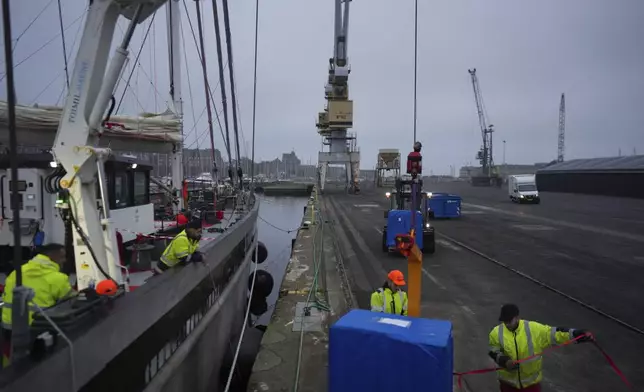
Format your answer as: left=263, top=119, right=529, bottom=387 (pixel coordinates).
left=167, top=0, right=184, bottom=211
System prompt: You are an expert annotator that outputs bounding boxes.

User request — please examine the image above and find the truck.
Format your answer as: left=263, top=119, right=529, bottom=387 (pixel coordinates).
left=508, top=174, right=540, bottom=204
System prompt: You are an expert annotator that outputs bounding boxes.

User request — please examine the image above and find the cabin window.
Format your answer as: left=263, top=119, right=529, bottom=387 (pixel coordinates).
left=133, top=171, right=149, bottom=205
left=114, top=172, right=130, bottom=208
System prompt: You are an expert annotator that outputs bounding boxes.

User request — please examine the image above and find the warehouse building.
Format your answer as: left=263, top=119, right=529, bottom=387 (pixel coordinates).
left=536, top=155, right=644, bottom=199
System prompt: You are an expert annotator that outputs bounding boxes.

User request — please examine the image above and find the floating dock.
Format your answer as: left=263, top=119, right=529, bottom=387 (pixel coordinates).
left=255, top=182, right=315, bottom=197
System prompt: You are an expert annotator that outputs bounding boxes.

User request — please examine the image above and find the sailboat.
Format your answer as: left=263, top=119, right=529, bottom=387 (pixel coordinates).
left=0, top=1, right=268, bottom=391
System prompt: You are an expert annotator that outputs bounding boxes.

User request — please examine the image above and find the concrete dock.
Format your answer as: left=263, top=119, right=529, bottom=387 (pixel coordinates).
left=247, top=188, right=353, bottom=392
left=249, top=183, right=643, bottom=392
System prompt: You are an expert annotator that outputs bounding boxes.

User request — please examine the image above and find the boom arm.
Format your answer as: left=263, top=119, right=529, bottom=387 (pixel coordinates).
left=52, top=0, right=167, bottom=290
left=468, top=68, right=495, bottom=175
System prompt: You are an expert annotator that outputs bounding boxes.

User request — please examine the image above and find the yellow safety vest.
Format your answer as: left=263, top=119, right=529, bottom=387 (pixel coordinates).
left=489, top=320, right=574, bottom=388
left=160, top=230, right=199, bottom=268
left=370, top=287, right=408, bottom=316
left=2, top=254, right=72, bottom=328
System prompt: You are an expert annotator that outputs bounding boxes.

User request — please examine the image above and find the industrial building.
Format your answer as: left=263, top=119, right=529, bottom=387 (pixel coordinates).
left=536, top=155, right=644, bottom=199
left=459, top=164, right=548, bottom=179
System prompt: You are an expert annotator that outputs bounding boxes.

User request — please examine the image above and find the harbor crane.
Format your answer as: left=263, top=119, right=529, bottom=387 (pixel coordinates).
left=468, top=68, right=500, bottom=186
left=315, top=0, right=360, bottom=194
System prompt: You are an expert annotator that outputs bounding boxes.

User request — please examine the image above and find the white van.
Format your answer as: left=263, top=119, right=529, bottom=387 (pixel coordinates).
left=508, top=174, right=540, bottom=204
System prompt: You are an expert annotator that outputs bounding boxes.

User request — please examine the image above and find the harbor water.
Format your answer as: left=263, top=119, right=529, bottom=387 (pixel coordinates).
left=254, top=195, right=309, bottom=326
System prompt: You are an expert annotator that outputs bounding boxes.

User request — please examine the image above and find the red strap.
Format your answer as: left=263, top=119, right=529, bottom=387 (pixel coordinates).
left=453, top=333, right=632, bottom=390
left=592, top=341, right=633, bottom=389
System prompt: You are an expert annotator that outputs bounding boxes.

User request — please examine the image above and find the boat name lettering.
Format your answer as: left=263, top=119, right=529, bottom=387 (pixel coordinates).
left=68, top=61, right=89, bottom=123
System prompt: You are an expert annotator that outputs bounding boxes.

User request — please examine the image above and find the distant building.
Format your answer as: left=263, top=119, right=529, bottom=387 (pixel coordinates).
left=459, top=163, right=548, bottom=179
left=282, top=151, right=301, bottom=177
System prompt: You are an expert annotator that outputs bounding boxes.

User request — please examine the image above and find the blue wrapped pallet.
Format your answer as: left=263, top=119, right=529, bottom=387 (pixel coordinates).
left=329, top=309, right=453, bottom=392
left=428, top=193, right=462, bottom=219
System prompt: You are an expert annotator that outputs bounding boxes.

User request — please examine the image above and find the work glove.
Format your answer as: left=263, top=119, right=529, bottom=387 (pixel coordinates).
left=190, top=251, right=204, bottom=263
left=572, top=329, right=594, bottom=343
left=497, top=355, right=518, bottom=370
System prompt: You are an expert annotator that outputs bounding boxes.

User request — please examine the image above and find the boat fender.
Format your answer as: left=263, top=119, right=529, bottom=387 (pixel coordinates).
left=249, top=295, right=269, bottom=316
left=248, top=270, right=274, bottom=298
left=252, top=241, right=268, bottom=264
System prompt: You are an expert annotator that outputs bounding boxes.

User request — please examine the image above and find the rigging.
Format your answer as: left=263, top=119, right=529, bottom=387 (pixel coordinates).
left=211, top=0, right=234, bottom=183
left=181, top=0, right=231, bottom=165
left=194, top=0, right=219, bottom=182
left=56, top=0, right=70, bottom=88
left=221, top=0, right=244, bottom=187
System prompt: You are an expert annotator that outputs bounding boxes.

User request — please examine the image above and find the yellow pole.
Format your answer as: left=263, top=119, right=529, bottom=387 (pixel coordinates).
left=406, top=243, right=423, bottom=317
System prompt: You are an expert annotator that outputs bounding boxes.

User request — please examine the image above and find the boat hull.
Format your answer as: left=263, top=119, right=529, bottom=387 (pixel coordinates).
left=0, top=198, right=260, bottom=392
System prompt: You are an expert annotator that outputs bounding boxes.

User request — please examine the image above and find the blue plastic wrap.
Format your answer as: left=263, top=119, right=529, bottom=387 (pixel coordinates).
left=386, top=210, right=424, bottom=248
left=329, top=309, right=453, bottom=392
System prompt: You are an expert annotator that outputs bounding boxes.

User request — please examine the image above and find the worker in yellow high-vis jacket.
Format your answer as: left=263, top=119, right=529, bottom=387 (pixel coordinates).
left=488, top=304, right=593, bottom=392
left=370, top=270, right=408, bottom=316
left=1, top=243, right=73, bottom=367
left=155, top=220, right=204, bottom=273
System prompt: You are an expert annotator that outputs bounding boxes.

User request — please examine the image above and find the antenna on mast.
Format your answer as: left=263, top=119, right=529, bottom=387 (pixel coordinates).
left=557, top=93, right=565, bottom=163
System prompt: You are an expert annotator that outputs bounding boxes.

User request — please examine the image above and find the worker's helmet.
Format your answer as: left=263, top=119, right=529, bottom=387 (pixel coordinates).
left=413, top=141, right=422, bottom=152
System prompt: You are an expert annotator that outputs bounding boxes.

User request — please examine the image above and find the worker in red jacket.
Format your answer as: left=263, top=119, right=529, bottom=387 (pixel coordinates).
left=407, top=141, right=423, bottom=178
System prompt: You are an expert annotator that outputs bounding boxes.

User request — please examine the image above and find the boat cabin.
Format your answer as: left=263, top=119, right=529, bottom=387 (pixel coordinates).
left=0, top=152, right=154, bottom=272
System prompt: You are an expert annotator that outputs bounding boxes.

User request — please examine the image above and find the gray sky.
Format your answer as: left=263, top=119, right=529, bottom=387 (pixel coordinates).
left=2, top=0, right=644, bottom=174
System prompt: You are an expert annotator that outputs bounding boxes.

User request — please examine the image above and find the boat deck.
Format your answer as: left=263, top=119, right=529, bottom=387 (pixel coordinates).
left=0, top=208, right=242, bottom=290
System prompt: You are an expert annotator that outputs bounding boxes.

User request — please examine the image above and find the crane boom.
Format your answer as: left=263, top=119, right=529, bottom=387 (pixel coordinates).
left=52, top=0, right=168, bottom=290
left=468, top=68, right=495, bottom=176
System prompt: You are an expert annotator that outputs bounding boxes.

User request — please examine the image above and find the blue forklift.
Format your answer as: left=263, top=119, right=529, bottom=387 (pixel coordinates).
left=381, top=177, right=436, bottom=254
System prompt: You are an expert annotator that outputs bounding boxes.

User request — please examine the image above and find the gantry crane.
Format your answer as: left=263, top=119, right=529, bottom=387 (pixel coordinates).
left=315, top=0, right=360, bottom=194
left=557, top=93, right=565, bottom=162
left=468, top=68, right=500, bottom=186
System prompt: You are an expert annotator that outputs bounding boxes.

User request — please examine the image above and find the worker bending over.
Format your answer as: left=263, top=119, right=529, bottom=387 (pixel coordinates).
left=488, top=304, right=593, bottom=392
left=1, top=243, right=73, bottom=366
left=156, top=220, right=204, bottom=273
left=370, top=270, right=408, bottom=316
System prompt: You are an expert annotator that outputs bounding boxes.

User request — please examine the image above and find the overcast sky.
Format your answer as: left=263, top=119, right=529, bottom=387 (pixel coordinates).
left=2, top=0, right=643, bottom=174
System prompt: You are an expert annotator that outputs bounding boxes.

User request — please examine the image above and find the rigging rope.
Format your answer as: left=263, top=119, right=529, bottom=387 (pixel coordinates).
left=221, top=0, right=244, bottom=187
left=211, top=0, right=234, bottom=182
left=31, top=9, right=85, bottom=105
left=7, top=0, right=54, bottom=53
left=182, top=0, right=231, bottom=164
left=55, top=0, right=70, bottom=88
left=0, top=9, right=86, bottom=83
left=114, top=12, right=157, bottom=115
left=222, top=1, right=262, bottom=388
left=194, top=0, right=219, bottom=179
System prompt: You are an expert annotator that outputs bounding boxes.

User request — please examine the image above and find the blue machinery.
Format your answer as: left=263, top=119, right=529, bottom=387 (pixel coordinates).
left=381, top=177, right=436, bottom=254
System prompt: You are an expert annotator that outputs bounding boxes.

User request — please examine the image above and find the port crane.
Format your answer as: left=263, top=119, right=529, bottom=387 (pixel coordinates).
left=468, top=68, right=500, bottom=186
left=315, top=0, right=360, bottom=194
